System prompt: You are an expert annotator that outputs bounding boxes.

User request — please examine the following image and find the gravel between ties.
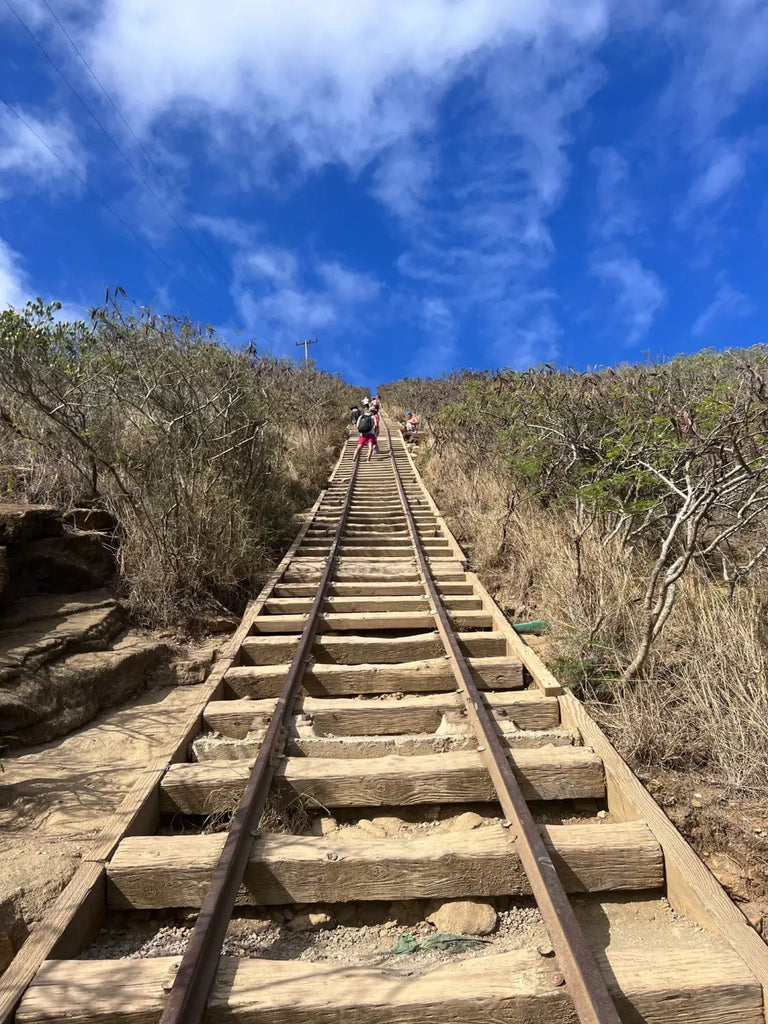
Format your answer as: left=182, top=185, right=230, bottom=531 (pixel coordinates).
left=80, top=901, right=547, bottom=969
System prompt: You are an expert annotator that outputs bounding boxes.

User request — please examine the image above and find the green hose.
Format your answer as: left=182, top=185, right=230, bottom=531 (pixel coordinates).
left=512, top=619, right=548, bottom=635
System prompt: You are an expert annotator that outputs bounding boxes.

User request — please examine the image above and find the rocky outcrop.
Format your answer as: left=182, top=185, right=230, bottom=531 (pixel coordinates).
left=5, top=533, right=114, bottom=599
left=0, top=503, right=170, bottom=746
left=5, top=633, right=171, bottom=744
left=63, top=508, right=116, bottom=533
left=0, top=591, right=125, bottom=685
left=0, top=504, right=62, bottom=545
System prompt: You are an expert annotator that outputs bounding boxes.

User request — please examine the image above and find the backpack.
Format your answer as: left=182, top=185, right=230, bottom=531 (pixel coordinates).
left=358, top=413, right=374, bottom=434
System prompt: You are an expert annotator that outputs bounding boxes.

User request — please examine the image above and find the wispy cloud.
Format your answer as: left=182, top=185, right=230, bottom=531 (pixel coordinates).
left=0, top=106, right=86, bottom=198
left=0, top=236, right=83, bottom=320
left=590, top=146, right=640, bottom=241
left=592, top=250, right=666, bottom=346
left=0, top=237, right=31, bottom=309
left=202, top=221, right=383, bottom=369
left=661, top=0, right=768, bottom=144
left=691, top=280, right=753, bottom=337
left=387, top=16, right=608, bottom=369
left=675, top=144, right=748, bottom=228
left=407, top=297, right=459, bottom=376
left=688, top=148, right=746, bottom=208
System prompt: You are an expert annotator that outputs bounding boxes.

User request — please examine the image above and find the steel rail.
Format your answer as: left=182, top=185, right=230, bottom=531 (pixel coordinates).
left=159, top=449, right=360, bottom=1024
left=384, top=423, right=622, bottom=1024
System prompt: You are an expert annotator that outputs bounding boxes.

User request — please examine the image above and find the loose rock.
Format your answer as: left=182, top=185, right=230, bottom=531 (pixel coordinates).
left=426, top=899, right=497, bottom=936
left=372, top=815, right=404, bottom=836
left=288, top=912, right=333, bottom=932
left=356, top=818, right=386, bottom=838
left=311, top=817, right=338, bottom=837
left=445, top=811, right=485, bottom=831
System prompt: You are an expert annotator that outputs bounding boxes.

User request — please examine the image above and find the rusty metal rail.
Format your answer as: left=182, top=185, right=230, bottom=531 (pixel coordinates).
left=158, top=455, right=360, bottom=1024
left=384, top=423, right=622, bottom=1024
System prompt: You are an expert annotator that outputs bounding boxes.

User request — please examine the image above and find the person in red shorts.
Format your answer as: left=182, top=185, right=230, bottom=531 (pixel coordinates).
left=353, top=404, right=377, bottom=463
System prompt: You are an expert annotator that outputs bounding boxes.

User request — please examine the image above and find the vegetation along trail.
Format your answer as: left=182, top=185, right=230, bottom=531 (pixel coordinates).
left=2, top=416, right=767, bottom=1023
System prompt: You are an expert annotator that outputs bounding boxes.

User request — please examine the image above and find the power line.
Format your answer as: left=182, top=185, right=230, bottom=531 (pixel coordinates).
left=0, top=95, right=198, bottom=294
left=5, top=0, right=301, bottom=340
left=3, top=0, right=327, bottom=348
left=39, top=0, right=235, bottom=280
left=3, top=0, right=237, bottom=294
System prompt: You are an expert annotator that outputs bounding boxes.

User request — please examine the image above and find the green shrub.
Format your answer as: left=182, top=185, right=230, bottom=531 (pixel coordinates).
left=0, top=300, right=355, bottom=628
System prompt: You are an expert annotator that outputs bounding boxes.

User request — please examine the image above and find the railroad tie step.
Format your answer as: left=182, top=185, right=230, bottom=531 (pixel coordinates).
left=205, top=692, right=560, bottom=737
left=272, top=581, right=475, bottom=596
left=248, top=611, right=495, bottom=633
left=224, top=655, right=524, bottom=697
left=17, top=942, right=763, bottom=1024
left=159, top=748, right=605, bottom=814
left=193, top=726, right=577, bottom=761
left=107, top=821, right=663, bottom=909
left=239, top=630, right=508, bottom=665
left=262, top=595, right=483, bottom=613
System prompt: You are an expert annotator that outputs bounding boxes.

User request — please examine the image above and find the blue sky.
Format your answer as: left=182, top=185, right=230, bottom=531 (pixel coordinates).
left=1, top=1, right=767, bottom=386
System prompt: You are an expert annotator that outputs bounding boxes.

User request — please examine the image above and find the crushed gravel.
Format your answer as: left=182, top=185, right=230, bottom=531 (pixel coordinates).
left=80, top=899, right=547, bottom=968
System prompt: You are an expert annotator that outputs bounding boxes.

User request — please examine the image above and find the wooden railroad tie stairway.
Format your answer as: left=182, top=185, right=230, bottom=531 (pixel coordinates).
left=6, top=422, right=768, bottom=1024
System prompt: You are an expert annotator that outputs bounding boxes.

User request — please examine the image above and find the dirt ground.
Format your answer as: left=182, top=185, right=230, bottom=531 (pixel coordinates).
left=641, top=767, right=768, bottom=913
left=0, top=681, right=213, bottom=962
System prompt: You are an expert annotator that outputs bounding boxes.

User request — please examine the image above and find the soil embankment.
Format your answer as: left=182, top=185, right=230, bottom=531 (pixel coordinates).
left=0, top=678, right=220, bottom=971
left=0, top=501, right=226, bottom=969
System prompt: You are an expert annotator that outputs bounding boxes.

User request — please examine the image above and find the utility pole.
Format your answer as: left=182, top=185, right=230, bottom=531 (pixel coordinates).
left=296, top=338, right=318, bottom=363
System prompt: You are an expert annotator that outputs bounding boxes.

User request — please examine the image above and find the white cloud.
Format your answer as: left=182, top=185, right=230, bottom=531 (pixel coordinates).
left=222, top=234, right=382, bottom=363
left=661, top=0, right=768, bottom=143
left=371, top=145, right=436, bottom=223
left=0, top=238, right=30, bottom=310
left=591, top=146, right=639, bottom=240
left=592, top=250, right=665, bottom=346
left=0, top=106, right=86, bottom=197
left=691, top=281, right=752, bottom=337
left=82, top=0, right=610, bottom=175
left=0, top=237, right=83, bottom=320
left=686, top=148, right=746, bottom=209
left=318, top=262, right=380, bottom=304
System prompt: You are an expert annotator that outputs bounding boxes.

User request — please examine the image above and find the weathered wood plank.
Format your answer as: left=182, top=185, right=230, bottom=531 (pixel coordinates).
left=107, top=821, right=663, bottom=909
left=17, top=944, right=763, bottom=1024
left=249, top=611, right=494, bottom=634
left=159, top=748, right=605, bottom=814
left=263, top=595, right=482, bottom=613
left=241, top=631, right=506, bottom=665
left=193, top=727, right=575, bottom=761
left=281, top=561, right=464, bottom=583
left=205, top=690, right=559, bottom=737
left=225, top=655, right=523, bottom=697
left=273, top=581, right=474, bottom=597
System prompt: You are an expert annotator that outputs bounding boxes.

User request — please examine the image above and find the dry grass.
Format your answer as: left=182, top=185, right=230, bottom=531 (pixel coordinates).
left=202, top=790, right=314, bottom=836
left=0, top=306, right=356, bottom=629
left=422, top=444, right=768, bottom=796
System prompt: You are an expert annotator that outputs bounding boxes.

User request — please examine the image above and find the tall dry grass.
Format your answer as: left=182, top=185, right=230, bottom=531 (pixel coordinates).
left=0, top=302, right=356, bottom=628
left=422, top=445, right=768, bottom=795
